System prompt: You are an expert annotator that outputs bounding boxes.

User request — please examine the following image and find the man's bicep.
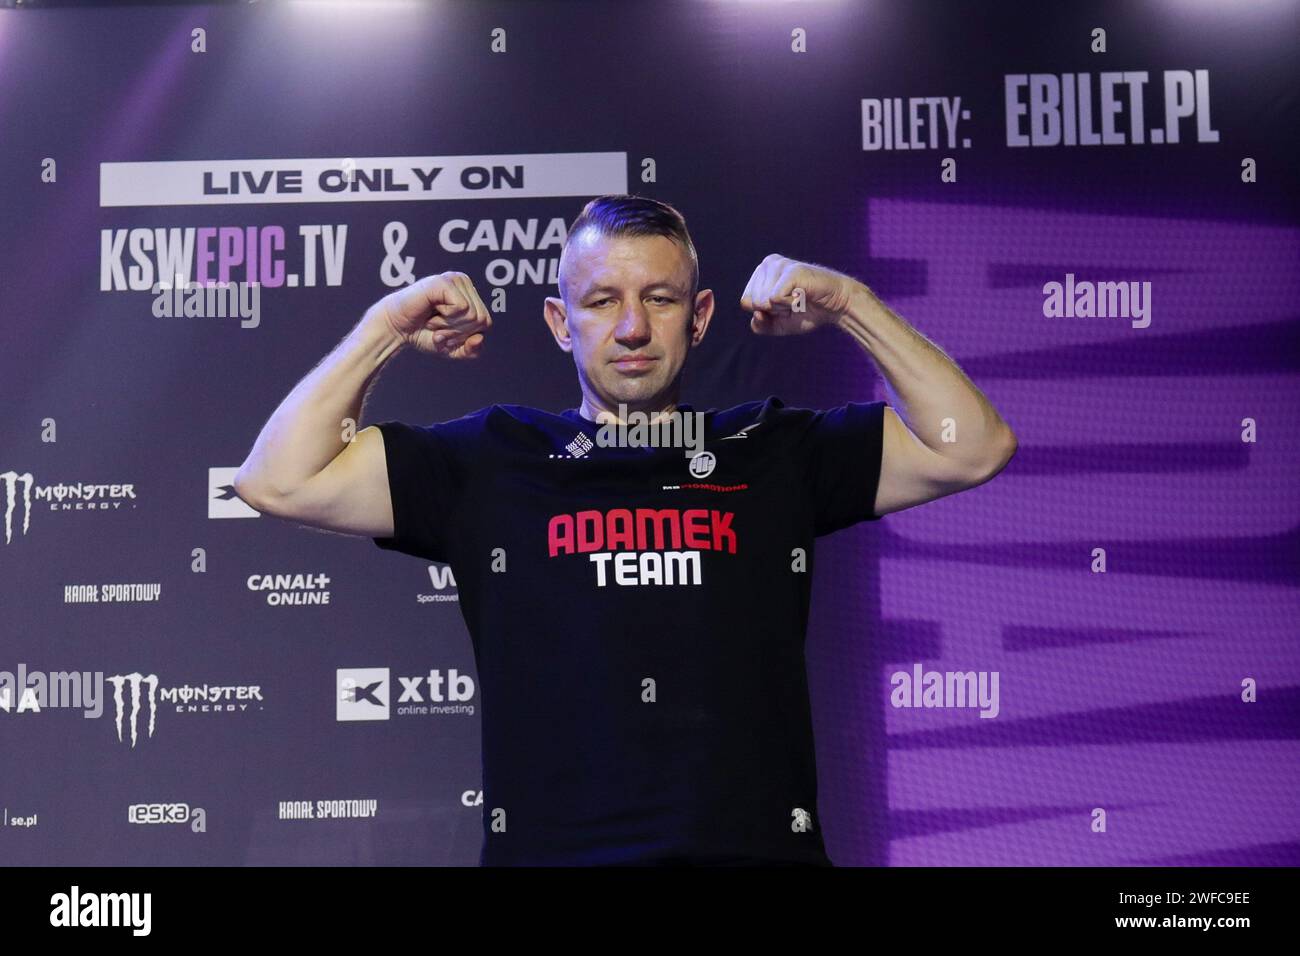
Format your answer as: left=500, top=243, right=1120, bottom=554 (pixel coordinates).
left=873, top=406, right=977, bottom=516
left=283, top=425, right=396, bottom=537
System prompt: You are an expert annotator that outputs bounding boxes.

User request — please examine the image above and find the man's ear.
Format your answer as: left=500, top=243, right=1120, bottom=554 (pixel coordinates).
left=543, top=296, right=573, bottom=353
left=689, top=288, right=715, bottom=346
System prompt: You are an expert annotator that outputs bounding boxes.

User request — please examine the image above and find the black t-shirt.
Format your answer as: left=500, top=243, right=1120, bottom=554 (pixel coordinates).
left=372, top=395, right=885, bottom=866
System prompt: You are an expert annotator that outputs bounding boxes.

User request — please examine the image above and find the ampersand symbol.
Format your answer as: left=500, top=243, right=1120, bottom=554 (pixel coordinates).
left=381, top=221, right=416, bottom=286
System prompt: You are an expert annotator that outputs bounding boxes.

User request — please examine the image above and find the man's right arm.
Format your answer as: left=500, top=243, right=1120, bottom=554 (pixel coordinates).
left=233, top=309, right=404, bottom=537
left=232, top=273, right=491, bottom=538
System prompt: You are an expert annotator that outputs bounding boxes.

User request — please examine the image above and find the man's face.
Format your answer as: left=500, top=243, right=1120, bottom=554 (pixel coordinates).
left=545, top=230, right=713, bottom=418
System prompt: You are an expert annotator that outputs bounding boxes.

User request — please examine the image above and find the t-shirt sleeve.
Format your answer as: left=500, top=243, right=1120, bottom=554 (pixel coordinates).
left=801, top=400, right=887, bottom=536
left=371, top=420, right=457, bottom=563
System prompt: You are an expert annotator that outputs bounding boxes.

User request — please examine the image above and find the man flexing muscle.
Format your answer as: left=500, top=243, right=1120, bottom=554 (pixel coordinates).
left=234, top=195, right=1016, bottom=866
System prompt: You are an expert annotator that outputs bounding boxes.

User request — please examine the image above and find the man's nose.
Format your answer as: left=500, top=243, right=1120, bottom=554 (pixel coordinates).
left=614, top=303, right=652, bottom=346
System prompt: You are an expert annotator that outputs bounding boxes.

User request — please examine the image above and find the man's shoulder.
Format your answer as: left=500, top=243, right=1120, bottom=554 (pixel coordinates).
left=407, top=402, right=551, bottom=429
left=398, top=403, right=567, bottom=450
left=708, top=395, right=813, bottom=436
left=707, top=394, right=886, bottom=444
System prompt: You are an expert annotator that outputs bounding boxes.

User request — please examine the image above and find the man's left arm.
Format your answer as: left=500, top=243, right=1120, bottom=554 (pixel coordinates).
left=741, top=254, right=1018, bottom=516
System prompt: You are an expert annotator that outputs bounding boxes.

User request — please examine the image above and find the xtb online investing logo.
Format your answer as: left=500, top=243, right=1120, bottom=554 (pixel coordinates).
left=208, top=467, right=259, bottom=518
left=337, top=667, right=475, bottom=720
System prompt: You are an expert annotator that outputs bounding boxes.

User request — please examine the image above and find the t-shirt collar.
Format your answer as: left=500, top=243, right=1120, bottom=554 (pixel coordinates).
left=561, top=404, right=695, bottom=426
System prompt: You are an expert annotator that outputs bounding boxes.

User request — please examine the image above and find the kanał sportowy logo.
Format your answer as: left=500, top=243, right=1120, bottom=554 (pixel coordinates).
left=1, top=470, right=139, bottom=544
left=106, top=672, right=265, bottom=747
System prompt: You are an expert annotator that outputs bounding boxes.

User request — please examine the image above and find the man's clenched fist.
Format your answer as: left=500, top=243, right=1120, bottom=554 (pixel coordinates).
left=740, top=254, right=861, bottom=335
left=378, top=272, right=492, bottom=359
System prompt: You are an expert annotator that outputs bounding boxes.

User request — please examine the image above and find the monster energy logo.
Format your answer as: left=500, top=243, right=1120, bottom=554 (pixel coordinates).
left=108, top=673, right=158, bottom=747
left=0, top=471, right=137, bottom=543
left=0, top=471, right=33, bottom=544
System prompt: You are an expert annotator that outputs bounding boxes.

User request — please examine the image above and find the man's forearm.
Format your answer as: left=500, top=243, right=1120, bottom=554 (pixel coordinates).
left=835, top=283, right=1015, bottom=474
left=235, top=306, right=406, bottom=502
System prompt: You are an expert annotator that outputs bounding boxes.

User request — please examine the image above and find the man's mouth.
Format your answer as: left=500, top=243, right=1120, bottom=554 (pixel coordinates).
left=612, top=355, right=658, bottom=371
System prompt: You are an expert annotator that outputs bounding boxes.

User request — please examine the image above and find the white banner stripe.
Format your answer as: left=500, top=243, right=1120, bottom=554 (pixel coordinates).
left=100, top=152, right=628, bottom=207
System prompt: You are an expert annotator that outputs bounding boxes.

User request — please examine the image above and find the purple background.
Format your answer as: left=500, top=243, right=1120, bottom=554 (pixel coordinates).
left=1, top=0, right=1297, bottom=865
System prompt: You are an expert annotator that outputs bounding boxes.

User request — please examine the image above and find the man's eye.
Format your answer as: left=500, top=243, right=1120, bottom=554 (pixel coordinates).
left=591, top=297, right=671, bottom=306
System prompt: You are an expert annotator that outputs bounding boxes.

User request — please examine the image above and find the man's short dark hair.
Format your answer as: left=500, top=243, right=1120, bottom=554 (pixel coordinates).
left=559, top=194, right=699, bottom=304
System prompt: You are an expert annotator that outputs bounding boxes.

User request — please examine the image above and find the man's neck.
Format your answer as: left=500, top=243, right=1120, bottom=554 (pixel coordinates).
left=578, top=395, right=681, bottom=425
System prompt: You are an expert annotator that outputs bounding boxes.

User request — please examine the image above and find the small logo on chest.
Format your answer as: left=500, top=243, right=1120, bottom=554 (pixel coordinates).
left=688, top=451, right=716, bottom=478
left=549, top=432, right=595, bottom=459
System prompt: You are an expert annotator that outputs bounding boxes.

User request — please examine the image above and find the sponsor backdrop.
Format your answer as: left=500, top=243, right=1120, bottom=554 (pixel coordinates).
left=1, top=0, right=1297, bottom=866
